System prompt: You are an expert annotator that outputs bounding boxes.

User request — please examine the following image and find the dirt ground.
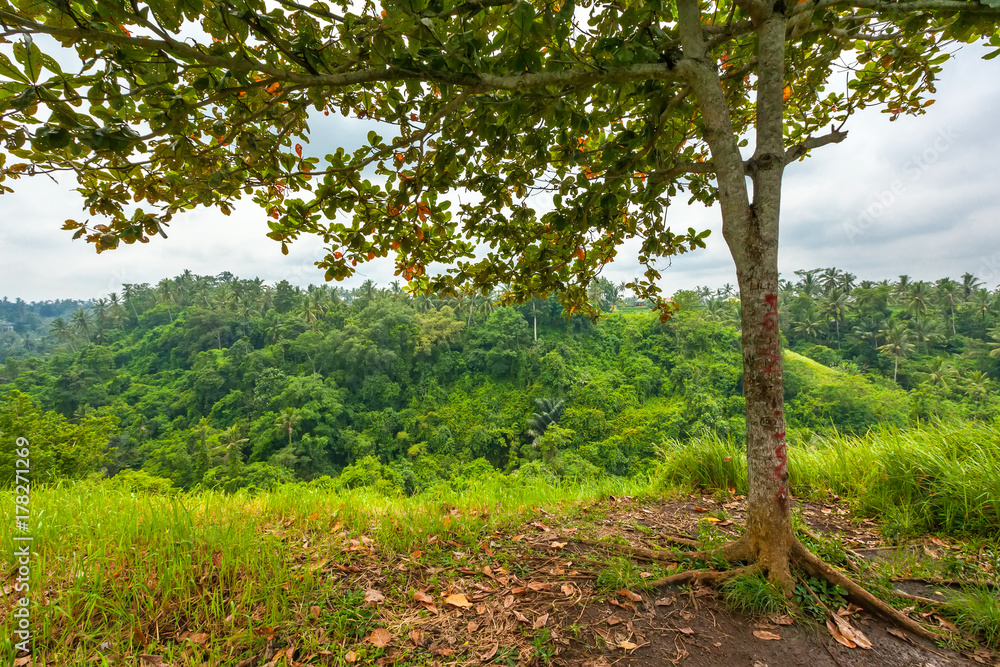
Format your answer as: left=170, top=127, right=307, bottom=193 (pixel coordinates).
left=481, top=494, right=998, bottom=667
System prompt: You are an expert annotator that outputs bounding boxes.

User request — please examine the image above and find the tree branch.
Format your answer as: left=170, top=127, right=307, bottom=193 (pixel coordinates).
left=0, top=9, right=690, bottom=92
left=783, top=128, right=849, bottom=163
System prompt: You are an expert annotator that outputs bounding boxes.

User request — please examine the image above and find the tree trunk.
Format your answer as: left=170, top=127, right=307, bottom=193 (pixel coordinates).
left=678, top=0, right=794, bottom=588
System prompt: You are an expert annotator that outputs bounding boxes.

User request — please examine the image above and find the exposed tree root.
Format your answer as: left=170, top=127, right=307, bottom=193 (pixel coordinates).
left=581, top=529, right=950, bottom=645
left=891, top=576, right=999, bottom=590
left=649, top=563, right=758, bottom=589
left=892, top=589, right=946, bottom=607
left=658, top=533, right=702, bottom=548
left=791, top=539, right=945, bottom=643
left=576, top=539, right=691, bottom=564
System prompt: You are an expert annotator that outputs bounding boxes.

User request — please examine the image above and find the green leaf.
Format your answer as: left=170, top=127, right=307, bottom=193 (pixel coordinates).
left=0, top=52, right=29, bottom=84
left=13, top=37, right=41, bottom=83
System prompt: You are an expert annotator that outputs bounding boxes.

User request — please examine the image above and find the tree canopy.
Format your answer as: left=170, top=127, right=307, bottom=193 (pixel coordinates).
left=1, top=0, right=996, bottom=312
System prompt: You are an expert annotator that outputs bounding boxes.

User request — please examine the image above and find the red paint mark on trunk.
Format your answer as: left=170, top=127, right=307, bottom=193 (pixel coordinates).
left=763, top=293, right=779, bottom=332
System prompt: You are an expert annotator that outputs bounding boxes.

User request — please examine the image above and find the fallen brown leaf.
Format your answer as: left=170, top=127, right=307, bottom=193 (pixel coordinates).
left=480, top=643, right=499, bottom=661
left=619, top=639, right=638, bottom=650
left=445, top=593, right=473, bottom=608
left=828, top=614, right=872, bottom=649
left=533, top=613, right=549, bottom=629
left=618, top=589, right=642, bottom=602
left=468, top=621, right=479, bottom=633
left=138, top=656, right=167, bottom=667
left=753, top=630, right=782, bottom=641
left=561, top=583, right=575, bottom=596
left=413, top=590, right=433, bottom=604
left=410, top=628, right=422, bottom=646
left=826, top=619, right=857, bottom=648
left=606, top=615, right=624, bottom=626
left=513, top=610, right=530, bottom=623
left=344, top=650, right=358, bottom=663
left=678, top=627, right=694, bottom=635
left=369, top=628, right=392, bottom=648
left=364, top=589, right=385, bottom=606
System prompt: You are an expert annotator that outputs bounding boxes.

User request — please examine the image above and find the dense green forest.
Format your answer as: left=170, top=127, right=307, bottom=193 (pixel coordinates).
left=2, top=268, right=999, bottom=493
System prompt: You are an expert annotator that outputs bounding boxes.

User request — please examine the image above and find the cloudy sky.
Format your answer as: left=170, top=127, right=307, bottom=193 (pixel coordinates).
left=1, top=44, right=998, bottom=303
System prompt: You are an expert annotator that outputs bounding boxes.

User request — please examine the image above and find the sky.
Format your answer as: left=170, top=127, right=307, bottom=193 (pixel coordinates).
left=1, top=44, right=998, bottom=303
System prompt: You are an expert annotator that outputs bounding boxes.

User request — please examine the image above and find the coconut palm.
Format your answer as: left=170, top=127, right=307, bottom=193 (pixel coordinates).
left=878, top=322, right=914, bottom=383
left=820, top=289, right=850, bottom=348
left=935, top=278, right=961, bottom=335
left=905, top=281, right=932, bottom=323
left=71, top=308, right=92, bottom=343
left=961, top=272, right=983, bottom=302
left=275, top=407, right=302, bottom=448
left=792, top=313, right=824, bottom=341
left=49, top=317, right=76, bottom=350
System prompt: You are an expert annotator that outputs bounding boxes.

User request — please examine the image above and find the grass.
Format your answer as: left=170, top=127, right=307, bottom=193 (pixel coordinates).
left=722, top=572, right=790, bottom=618
left=658, top=420, right=1000, bottom=538
left=944, top=588, right=1000, bottom=649
left=6, top=420, right=1000, bottom=662
left=1, top=474, right=651, bottom=665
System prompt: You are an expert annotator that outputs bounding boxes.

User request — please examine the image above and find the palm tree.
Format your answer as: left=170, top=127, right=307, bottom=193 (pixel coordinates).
left=970, top=289, right=992, bottom=321
left=217, top=425, right=249, bottom=466
left=961, top=272, right=983, bottom=302
left=792, top=313, right=824, bottom=341
left=837, top=271, right=857, bottom=295
left=922, top=356, right=957, bottom=390
left=157, top=279, right=175, bottom=319
left=49, top=317, right=75, bottom=350
left=71, top=308, right=92, bottom=343
left=910, top=318, right=943, bottom=354
left=878, top=322, right=914, bottom=383
left=275, top=407, right=302, bottom=449
left=359, top=279, right=378, bottom=308
left=935, top=278, right=961, bottom=335
left=820, top=289, right=850, bottom=348
left=122, top=283, right=142, bottom=320
left=904, top=281, right=933, bottom=323
left=987, top=327, right=1000, bottom=359
left=527, top=398, right=564, bottom=447
left=820, top=267, right=840, bottom=294
left=895, top=274, right=911, bottom=300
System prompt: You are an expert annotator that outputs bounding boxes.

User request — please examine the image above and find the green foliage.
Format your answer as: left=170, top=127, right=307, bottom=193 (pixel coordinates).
left=944, top=588, right=1000, bottom=648
left=109, top=469, right=176, bottom=495
left=595, top=556, right=653, bottom=593
left=0, top=389, right=117, bottom=483
left=793, top=577, right=848, bottom=621
left=722, top=573, right=792, bottom=618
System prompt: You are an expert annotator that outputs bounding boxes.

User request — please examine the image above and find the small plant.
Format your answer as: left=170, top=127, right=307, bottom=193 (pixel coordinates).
left=794, top=576, right=848, bottom=620
left=531, top=628, right=555, bottom=663
left=596, top=556, right=650, bottom=592
left=943, top=588, right=1000, bottom=649
left=722, top=572, right=791, bottom=618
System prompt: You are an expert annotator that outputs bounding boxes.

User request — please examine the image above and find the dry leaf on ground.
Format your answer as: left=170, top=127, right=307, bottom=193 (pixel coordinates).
left=753, top=630, right=782, bottom=641
left=445, top=593, right=473, bottom=608
left=369, top=628, right=393, bottom=648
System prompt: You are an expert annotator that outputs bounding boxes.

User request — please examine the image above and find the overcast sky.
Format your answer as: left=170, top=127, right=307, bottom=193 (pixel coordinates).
left=2, top=45, right=998, bottom=303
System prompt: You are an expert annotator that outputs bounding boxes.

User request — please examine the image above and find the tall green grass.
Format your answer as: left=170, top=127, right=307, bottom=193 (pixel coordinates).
left=658, top=421, right=1000, bottom=537
left=0, top=474, right=652, bottom=664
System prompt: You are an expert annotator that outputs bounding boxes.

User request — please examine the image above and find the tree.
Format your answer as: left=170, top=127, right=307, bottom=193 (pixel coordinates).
left=3, top=0, right=998, bottom=636
left=878, top=322, right=914, bottom=383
